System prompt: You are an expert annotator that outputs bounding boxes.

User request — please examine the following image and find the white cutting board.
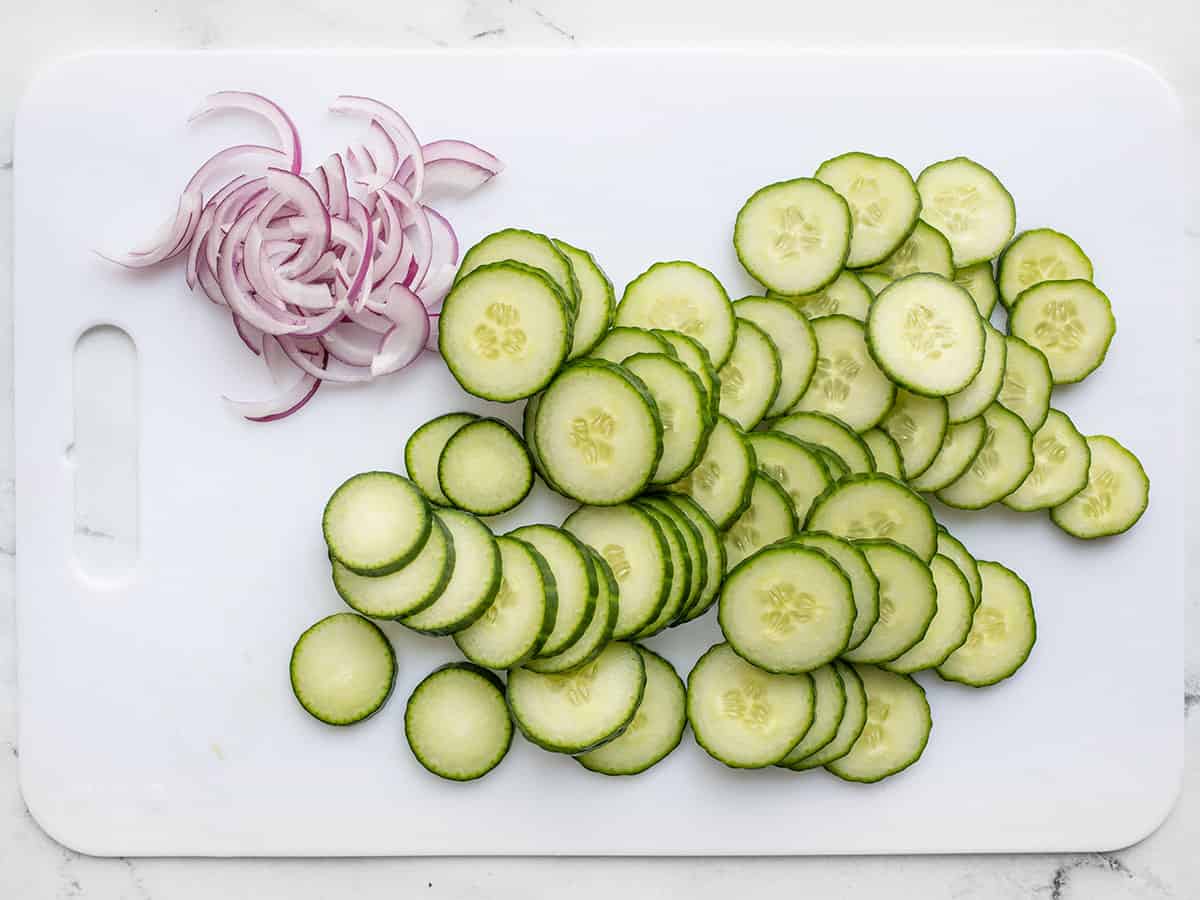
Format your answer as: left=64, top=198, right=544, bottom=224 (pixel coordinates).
left=14, top=50, right=1185, bottom=856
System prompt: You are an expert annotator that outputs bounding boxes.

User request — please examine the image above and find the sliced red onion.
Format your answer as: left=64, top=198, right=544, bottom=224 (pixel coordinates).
left=233, top=312, right=265, bottom=356
left=321, top=321, right=382, bottom=367
left=309, top=167, right=330, bottom=207
left=343, top=199, right=375, bottom=309
left=225, top=338, right=323, bottom=421
left=320, top=154, right=350, bottom=220
left=218, top=207, right=305, bottom=336
left=415, top=263, right=456, bottom=312
left=279, top=336, right=372, bottom=383
left=371, top=284, right=431, bottom=376
left=100, top=191, right=202, bottom=268
left=397, top=139, right=502, bottom=196
left=370, top=193, right=404, bottom=288
left=330, top=96, right=424, bottom=200
left=184, top=144, right=287, bottom=196
left=379, top=181, right=433, bottom=288
left=366, top=120, right=400, bottom=181
left=267, top=169, right=330, bottom=279
left=190, top=92, right=302, bottom=174
left=425, top=205, right=460, bottom=270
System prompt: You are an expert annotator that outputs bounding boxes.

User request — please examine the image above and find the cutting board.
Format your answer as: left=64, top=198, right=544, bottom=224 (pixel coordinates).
left=15, top=49, right=1185, bottom=856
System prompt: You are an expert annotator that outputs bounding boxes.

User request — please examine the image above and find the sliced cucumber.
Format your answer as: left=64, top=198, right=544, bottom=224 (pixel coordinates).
left=858, top=271, right=893, bottom=296
left=806, top=473, right=937, bottom=562
left=787, top=660, right=866, bottom=770
left=885, top=554, right=974, bottom=673
left=332, top=515, right=454, bottom=619
left=860, top=428, right=904, bottom=479
left=554, top=239, right=615, bottom=359
left=734, top=296, right=819, bottom=415
left=770, top=411, right=876, bottom=474
left=814, top=445, right=851, bottom=479
left=773, top=270, right=874, bottom=322
left=825, top=665, right=931, bottom=783
left=793, top=315, right=896, bottom=431
left=633, top=501, right=691, bottom=637
left=660, top=493, right=727, bottom=623
left=880, top=389, right=949, bottom=480
left=936, top=526, right=982, bottom=609
left=623, top=352, right=713, bottom=485
left=1003, top=408, right=1091, bottom=511
left=997, top=335, right=1052, bottom=432
left=290, top=613, right=396, bottom=726
left=590, top=325, right=675, bottom=364
left=667, top=415, right=756, bottom=529
left=908, top=416, right=987, bottom=493
left=718, top=318, right=782, bottom=430
left=747, top=431, right=832, bottom=524
left=438, top=417, right=533, bottom=516
left=946, top=322, right=1007, bottom=424
left=653, top=329, right=720, bottom=419
left=508, top=524, right=598, bottom=658
left=508, top=641, right=647, bottom=754
left=522, top=394, right=561, bottom=493
left=525, top=547, right=619, bottom=675
left=1050, top=435, right=1149, bottom=538
left=776, top=663, right=846, bottom=767
left=916, top=157, right=1016, bottom=266
left=456, top=227, right=580, bottom=313
left=578, top=646, right=686, bottom=775
left=721, top=471, right=799, bottom=571
left=687, top=642, right=815, bottom=768
left=841, top=540, right=937, bottom=664
left=734, top=178, right=851, bottom=296
left=1008, top=279, right=1115, bottom=384
left=997, top=228, right=1093, bottom=309
left=618, top=261, right=736, bottom=367
left=400, top=509, right=502, bottom=635
left=863, top=221, right=954, bottom=282
left=405, top=663, right=512, bottom=781
left=937, top=404, right=1034, bottom=510
left=639, top=495, right=708, bottom=622
left=953, top=262, right=1000, bottom=318
left=323, top=472, right=431, bottom=576
left=404, top=412, right=477, bottom=506
left=815, top=152, right=921, bottom=268
left=938, top=561, right=1036, bottom=686
left=786, top=531, right=879, bottom=652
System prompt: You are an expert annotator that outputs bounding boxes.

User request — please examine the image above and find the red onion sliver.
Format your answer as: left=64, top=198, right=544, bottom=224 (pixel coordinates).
left=100, top=191, right=202, bottom=268
left=321, top=321, right=383, bottom=367
left=366, top=120, right=400, bottom=181
left=330, top=96, right=424, bottom=200
left=371, top=284, right=431, bottom=376
left=415, top=263, right=456, bottom=312
left=410, top=158, right=498, bottom=197
left=279, top=336, right=372, bottom=383
left=319, top=154, right=350, bottom=220
left=425, top=205, right=460, bottom=269
left=267, top=169, right=330, bottom=279
left=190, top=92, right=302, bottom=175
left=308, top=167, right=330, bottom=206
left=183, top=144, right=287, bottom=196
left=232, top=312, right=265, bottom=356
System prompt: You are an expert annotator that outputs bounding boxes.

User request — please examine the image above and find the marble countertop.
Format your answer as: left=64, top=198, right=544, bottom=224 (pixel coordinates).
left=1, top=1, right=1196, bottom=897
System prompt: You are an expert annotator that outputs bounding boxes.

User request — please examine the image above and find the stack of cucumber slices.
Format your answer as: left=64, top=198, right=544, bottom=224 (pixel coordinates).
left=290, top=151, right=1149, bottom=784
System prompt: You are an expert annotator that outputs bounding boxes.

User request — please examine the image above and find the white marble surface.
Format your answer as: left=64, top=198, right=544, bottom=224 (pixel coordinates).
left=1, top=2, right=1197, bottom=897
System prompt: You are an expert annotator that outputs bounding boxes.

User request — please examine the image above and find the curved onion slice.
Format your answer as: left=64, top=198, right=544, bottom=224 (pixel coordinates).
left=330, top=95, right=424, bottom=200
left=99, top=191, right=201, bottom=268
left=190, top=92, right=302, bottom=174
left=372, top=285, right=430, bottom=376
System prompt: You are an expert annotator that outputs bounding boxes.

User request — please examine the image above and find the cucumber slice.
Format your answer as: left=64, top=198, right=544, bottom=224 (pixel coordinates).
left=734, top=178, right=851, bottom=296
left=860, top=428, right=904, bottom=479
left=564, top=503, right=670, bottom=639
left=639, top=495, right=708, bottom=622
left=438, top=418, right=533, bottom=516
left=456, top=227, right=580, bottom=313
left=623, top=352, right=713, bottom=485
left=997, top=335, right=1052, bottom=431
left=1008, top=279, right=1116, bottom=384
left=653, top=329, right=720, bottom=420
left=290, top=613, right=396, bottom=726
left=813, top=445, right=851, bottom=480
left=936, top=526, right=982, bottom=609
left=806, top=473, right=937, bottom=562
left=721, top=471, right=799, bottom=571
left=618, top=261, right=736, bottom=367
left=522, top=394, right=561, bottom=493
left=332, top=515, right=454, bottom=619
left=1050, top=435, right=1149, bottom=538
left=772, top=270, right=875, bottom=321
left=997, top=228, right=1094, bottom=309
left=405, top=663, right=512, bottom=781
left=633, top=502, right=691, bottom=637
left=793, top=315, right=896, bottom=431
left=554, top=239, right=615, bottom=359
left=788, top=660, right=866, bottom=769
left=323, top=472, right=431, bottom=576
left=937, top=404, right=1034, bottom=510
left=1003, top=409, right=1091, bottom=511
left=578, top=646, right=687, bottom=776
left=687, top=642, right=815, bottom=768
left=660, top=493, right=727, bottom=623
left=404, top=412, right=478, bottom=506
left=841, top=540, right=937, bottom=664
left=825, top=665, right=931, bottom=783
left=524, top=547, right=619, bottom=675
left=908, top=416, right=987, bottom=493
left=747, top=431, right=832, bottom=524
left=946, top=322, right=1007, bottom=424
left=885, top=554, right=975, bottom=673
left=770, top=411, right=876, bottom=474
left=400, top=509, right=502, bottom=635
left=590, top=325, right=675, bottom=364
left=858, top=271, right=892, bottom=296
left=535, top=360, right=662, bottom=505
left=508, top=524, right=598, bottom=657
left=880, top=390, right=949, bottom=480
left=777, top=663, right=846, bottom=767
left=916, top=157, right=1016, bottom=266
left=718, top=318, right=782, bottom=430
left=815, top=152, right=921, bottom=268
left=863, top=221, right=954, bottom=282
left=667, top=415, right=756, bottom=529
left=953, top=262, right=1000, bottom=318
left=734, top=297, right=819, bottom=415
left=786, top=531, right=880, bottom=652
left=938, top=561, right=1036, bottom=686
left=441, top=261, right=571, bottom=401
left=508, top=641, right=647, bottom=754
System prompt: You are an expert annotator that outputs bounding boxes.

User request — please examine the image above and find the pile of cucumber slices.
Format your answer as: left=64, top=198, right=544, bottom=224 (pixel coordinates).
left=290, top=151, right=1149, bottom=783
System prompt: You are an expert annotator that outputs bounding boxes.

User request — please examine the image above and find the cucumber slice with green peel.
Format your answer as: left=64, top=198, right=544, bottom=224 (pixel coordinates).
left=564, top=503, right=671, bottom=639
left=936, top=526, right=982, bottom=609
left=453, top=536, right=557, bottom=669
left=653, top=329, right=720, bottom=420
left=885, top=554, right=975, bottom=673
left=554, top=239, right=615, bottom=359
left=813, top=445, right=851, bottom=480
left=788, top=660, right=866, bottom=770
left=525, top=547, right=619, bottom=675
left=507, top=524, right=598, bottom=658
left=1009, top=280, right=1116, bottom=384
left=937, top=404, right=1034, bottom=510
left=618, top=261, right=736, bottom=367
left=946, top=322, right=1007, bottom=424
left=858, top=271, right=892, bottom=295
left=440, top=261, right=572, bottom=402
left=825, top=665, right=931, bottom=783
left=660, top=493, right=727, bottom=623
left=508, top=641, right=647, bottom=754
left=769, top=411, right=876, bottom=474
left=1003, top=409, right=1091, bottom=511
left=734, top=178, right=851, bottom=297
left=687, top=642, right=815, bottom=769
left=324, top=472, right=432, bottom=577
left=841, top=540, right=937, bottom=664
left=997, top=336, right=1052, bottom=431
left=916, top=157, right=1016, bottom=267
left=623, top=352, right=713, bottom=485
left=908, top=416, right=987, bottom=493
left=438, top=418, right=533, bottom=516
left=997, top=228, right=1094, bottom=309
left=535, top=360, right=663, bottom=505
left=633, top=502, right=692, bottom=637
left=1050, top=435, right=1149, bottom=538
left=792, top=314, right=896, bottom=432
left=734, top=297, right=819, bottom=415
left=332, top=515, right=454, bottom=619
left=786, top=531, right=880, bottom=652
left=400, top=509, right=502, bottom=635
left=815, top=152, right=921, bottom=268
left=777, top=663, right=846, bottom=767
left=860, top=428, right=904, bottom=479
left=578, top=646, right=687, bottom=776
left=806, top=474, right=938, bottom=562
left=666, top=415, right=756, bottom=529
left=772, top=270, right=875, bottom=321
left=938, top=561, right=1036, bottom=686
left=881, top=390, right=949, bottom=480
left=718, top=318, right=781, bottom=430
left=721, top=471, right=799, bottom=571
left=862, top=221, right=954, bottom=282
left=404, top=412, right=478, bottom=506
left=747, top=431, right=832, bottom=524
left=953, top=262, right=1000, bottom=318
left=590, top=325, right=675, bottom=364
left=290, top=613, right=396, bottom=726
left=638, top=495, right=708, bottom=623
left=522, top=395, right=562, bottom=493
left=456, top=227, right=580, bottom=314
left=404, top=663, right=512, bottom=781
